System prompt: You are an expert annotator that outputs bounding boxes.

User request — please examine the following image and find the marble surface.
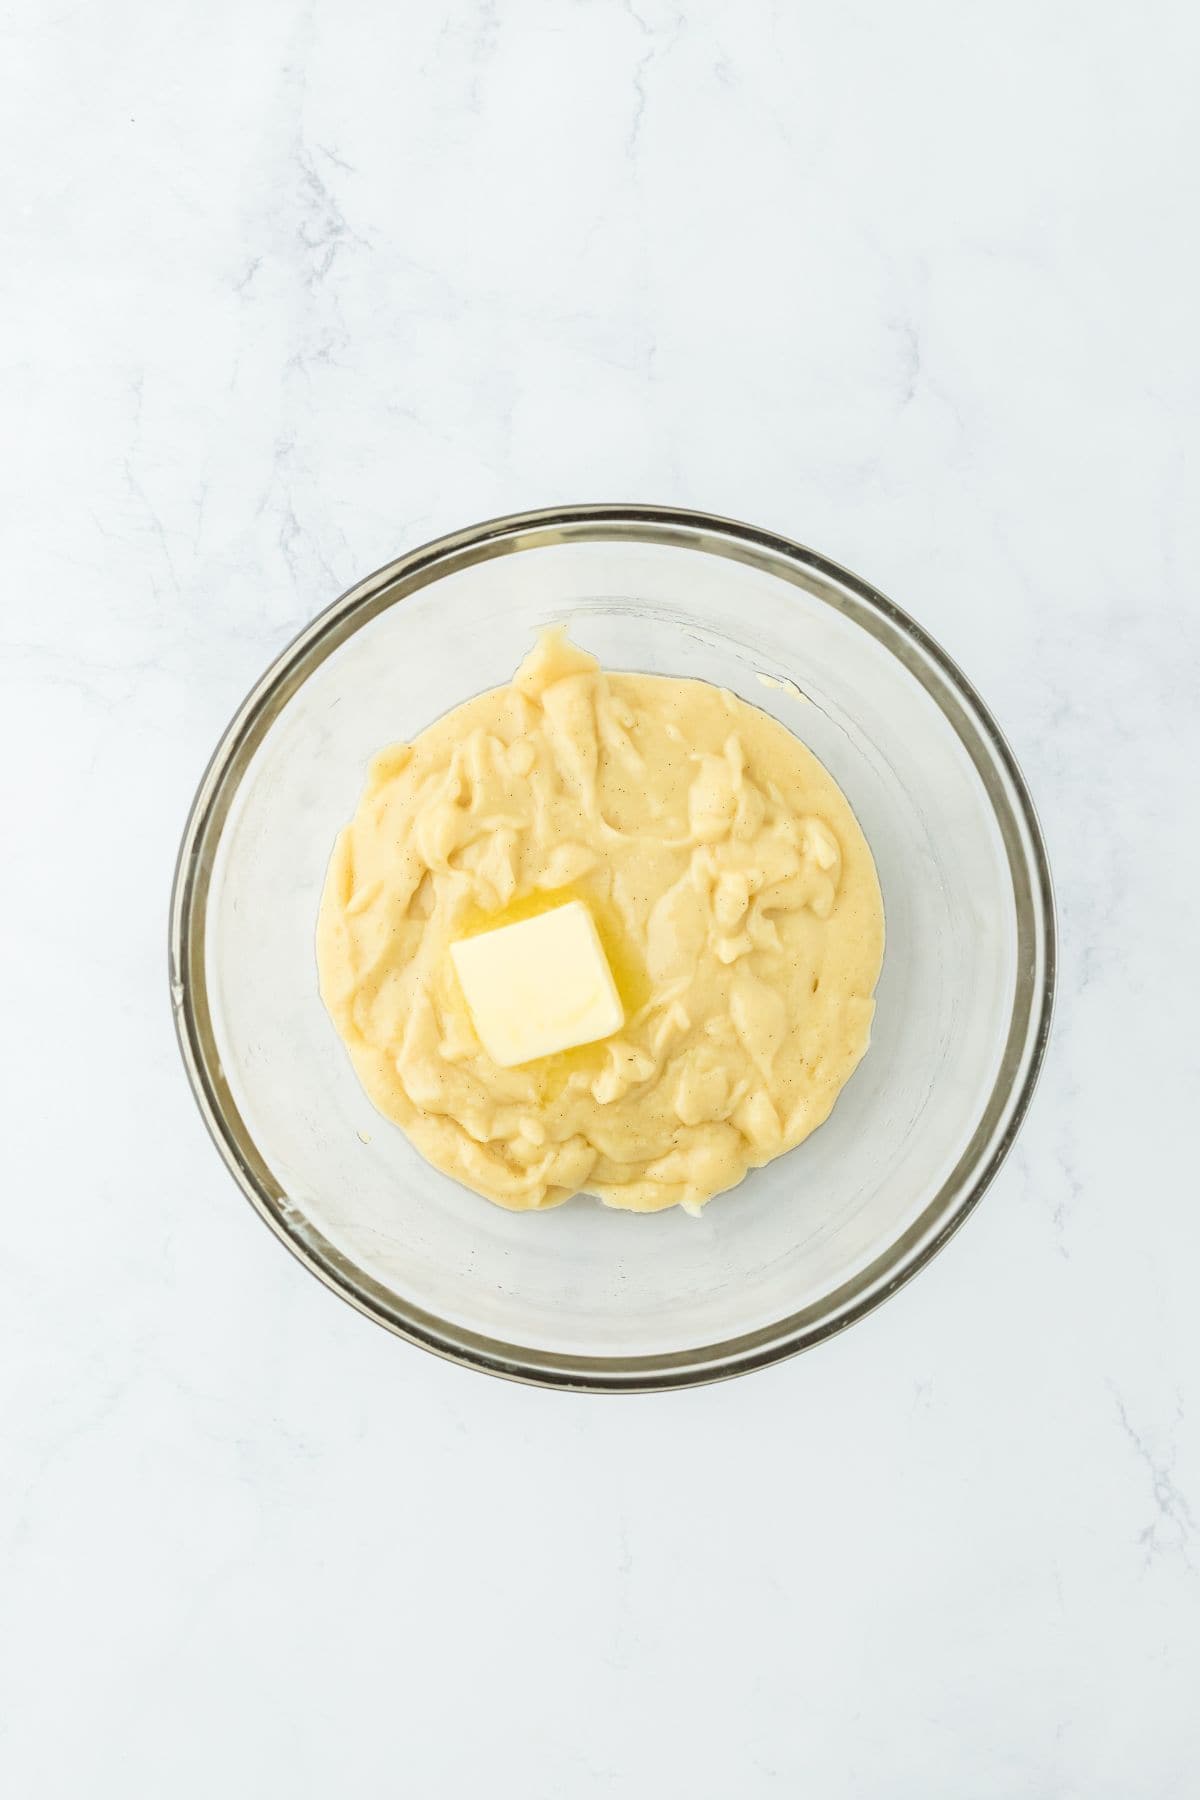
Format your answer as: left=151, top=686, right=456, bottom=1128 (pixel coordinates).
left=4, top=2, right=1198, bottom=1793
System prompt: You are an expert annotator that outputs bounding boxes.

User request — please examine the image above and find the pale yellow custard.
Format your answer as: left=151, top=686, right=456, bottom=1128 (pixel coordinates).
left=317, top=630, right=884, bottom=1213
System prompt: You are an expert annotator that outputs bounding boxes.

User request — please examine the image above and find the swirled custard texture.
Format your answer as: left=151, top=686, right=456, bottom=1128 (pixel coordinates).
left=317, top=631, right=884, bottom=1213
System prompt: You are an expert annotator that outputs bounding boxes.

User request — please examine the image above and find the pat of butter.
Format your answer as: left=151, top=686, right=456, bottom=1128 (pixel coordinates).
left=449, top=900, right=624, bottom=1067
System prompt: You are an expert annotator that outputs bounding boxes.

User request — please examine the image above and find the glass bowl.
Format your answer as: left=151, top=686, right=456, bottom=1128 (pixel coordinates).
left=170, top=505, right=1055, bottom=1390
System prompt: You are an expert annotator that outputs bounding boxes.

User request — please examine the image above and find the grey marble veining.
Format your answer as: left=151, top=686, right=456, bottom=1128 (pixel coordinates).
left=3, top=1, right=1198, bottom=1794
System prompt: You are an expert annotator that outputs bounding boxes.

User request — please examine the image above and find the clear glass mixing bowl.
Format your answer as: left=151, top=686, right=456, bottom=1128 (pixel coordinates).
left=170, top=506, right=1055, bottom=1389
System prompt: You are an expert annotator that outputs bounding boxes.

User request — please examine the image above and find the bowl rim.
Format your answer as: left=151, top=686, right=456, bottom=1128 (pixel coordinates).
left=169, top=502, right=1056, bottom=1392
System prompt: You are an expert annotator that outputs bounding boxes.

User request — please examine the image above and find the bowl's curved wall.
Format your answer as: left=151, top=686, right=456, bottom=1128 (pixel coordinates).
left=170, top=506, right=1055, bottom=1389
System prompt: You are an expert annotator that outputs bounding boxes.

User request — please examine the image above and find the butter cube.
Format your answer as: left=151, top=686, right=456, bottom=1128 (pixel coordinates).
left=449, top=900, right=624, bottom=1067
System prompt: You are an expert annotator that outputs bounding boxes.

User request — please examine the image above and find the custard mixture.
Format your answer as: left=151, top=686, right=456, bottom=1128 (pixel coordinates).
left=317, top=630, right=884, bottom=1213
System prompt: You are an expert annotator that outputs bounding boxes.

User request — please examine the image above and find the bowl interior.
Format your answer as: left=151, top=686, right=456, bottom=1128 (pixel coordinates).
left=182, top=519, right=1049, bottom=1382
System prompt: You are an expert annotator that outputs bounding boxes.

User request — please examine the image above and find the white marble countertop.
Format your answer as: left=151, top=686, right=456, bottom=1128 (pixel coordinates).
left=5, top=2, right=1198, bottom=1794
